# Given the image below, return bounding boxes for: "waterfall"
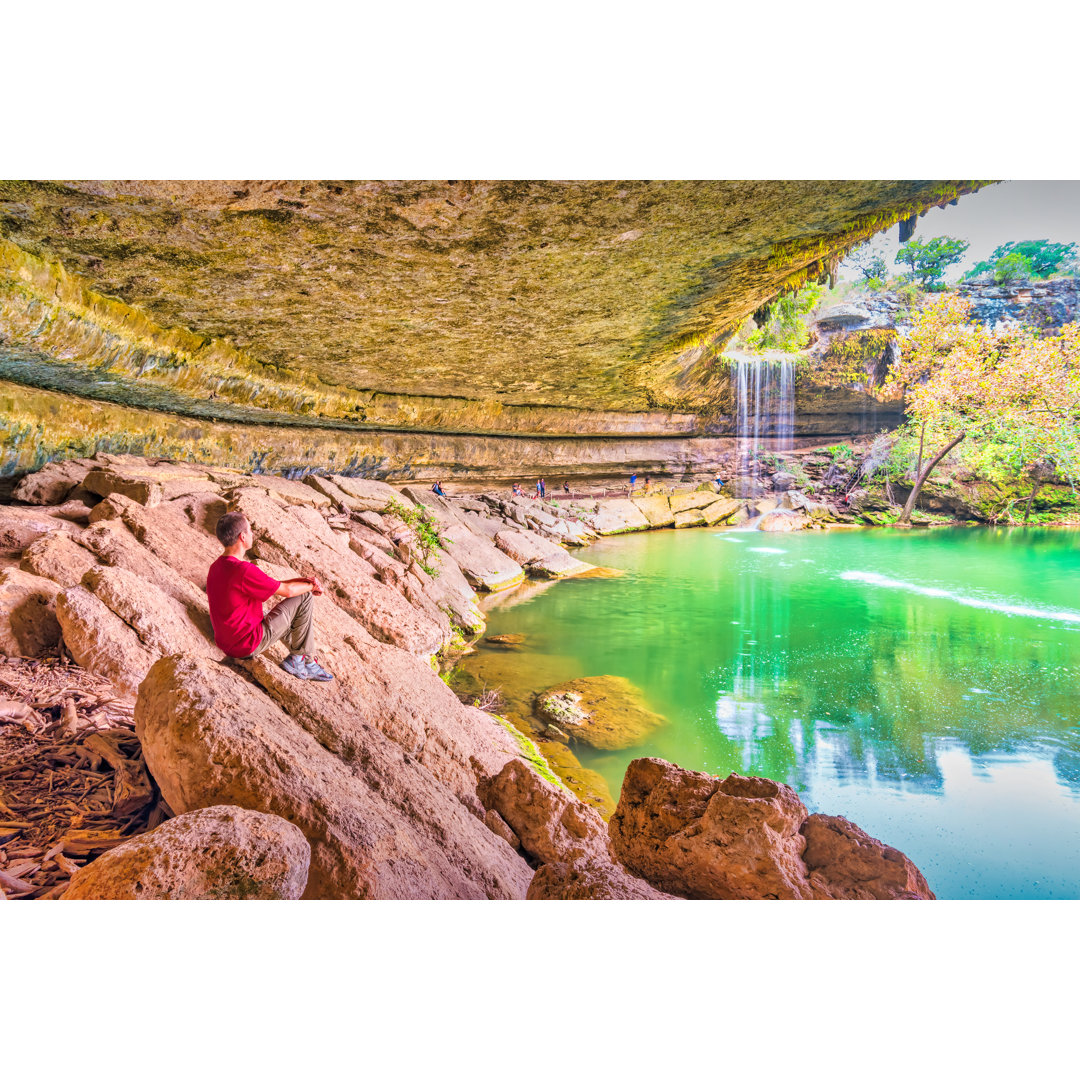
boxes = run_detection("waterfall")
[733,358,795,496]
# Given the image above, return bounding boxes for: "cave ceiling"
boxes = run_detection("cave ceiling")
[0,180,988,438]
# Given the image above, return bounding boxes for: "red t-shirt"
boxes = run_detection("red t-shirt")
[206,556,280,658]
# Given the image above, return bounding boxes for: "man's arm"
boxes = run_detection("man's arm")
[273,576,323,598]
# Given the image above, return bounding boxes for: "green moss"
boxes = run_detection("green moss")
[491,714,568,790]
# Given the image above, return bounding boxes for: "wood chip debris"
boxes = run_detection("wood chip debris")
[0,655,170,900]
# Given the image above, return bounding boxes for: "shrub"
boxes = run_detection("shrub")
[385,497,446,576]
[993,252,1033,284]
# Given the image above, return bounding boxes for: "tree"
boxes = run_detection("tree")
[967,239,1078,281]
[748,283,823,353]
[994,251,1033,284]
[884,296,1080,523]
[894,236,969,289]
[847,243,889,283]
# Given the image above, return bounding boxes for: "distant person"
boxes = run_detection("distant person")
[537,478,546,498]
[629,472,637,493]
[714,473,723,489]
[207,511,333,682]
[643,476,650,494]
[563,481,571,494]
[431,480,446,497]
[512,482,524,497]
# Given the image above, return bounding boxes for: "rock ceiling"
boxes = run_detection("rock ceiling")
[0,180,987,439]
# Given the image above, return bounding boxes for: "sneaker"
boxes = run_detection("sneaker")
[281,653,311,680]
[303,656,334,682]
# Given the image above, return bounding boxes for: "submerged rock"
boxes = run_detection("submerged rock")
[64,805,311,900]
[485,634,527,649]
[534,675,666,750]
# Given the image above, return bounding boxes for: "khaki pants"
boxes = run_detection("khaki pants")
[248,592,316,658]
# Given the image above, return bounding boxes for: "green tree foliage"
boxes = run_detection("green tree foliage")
[894,236,969,289]
[967,240,1078,281]
[748,284,823,353]
[993,251,1033,284]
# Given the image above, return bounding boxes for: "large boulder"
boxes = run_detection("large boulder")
[701,497,743,525]
[673,508,707,528]
[438,522,526,592]
[801,814,935,900]
[212,471,331,509]
[479,760,674,900]
[56,586,159,699]
[415,547,485,635]
[534,676,666,750]
[20,531,100,588]
[290,505,350,554]
[633,494,675,528]
[325,475,401,513]
[477,759,612,866]
[609,758,934,900]
[0,506,80,554]
[610,759,817,899]
[63,805,311,900]
[82,466,166,507]
[758,511,809,533]
[236,564,521,803]
[669,490,720,515]
[584,498,651,535]
[76,521,215,639]
[136,654,532,899]
[0,567,62,658]
[11,459,92,505]
[527,858,676,900]
[230,487,449,656]
[493,529,592,579]
[80,565,219,661]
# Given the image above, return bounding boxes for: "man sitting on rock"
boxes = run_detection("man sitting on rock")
[206,511,334,682]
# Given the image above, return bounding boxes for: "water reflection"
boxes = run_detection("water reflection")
[468,527,1080,897]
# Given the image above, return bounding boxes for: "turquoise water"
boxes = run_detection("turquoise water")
[476,527,1080,899]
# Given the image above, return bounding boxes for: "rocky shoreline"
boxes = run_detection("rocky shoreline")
[1,453,934,899]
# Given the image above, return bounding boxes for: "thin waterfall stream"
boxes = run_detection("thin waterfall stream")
[733,357,795,497]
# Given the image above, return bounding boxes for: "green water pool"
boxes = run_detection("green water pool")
[467,526,1080,899]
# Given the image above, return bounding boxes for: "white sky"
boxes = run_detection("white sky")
[838,180,1080,283]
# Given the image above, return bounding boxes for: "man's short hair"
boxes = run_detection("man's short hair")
[216,511,249,547]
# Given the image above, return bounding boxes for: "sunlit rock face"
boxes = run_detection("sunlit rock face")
[0,180,986,471]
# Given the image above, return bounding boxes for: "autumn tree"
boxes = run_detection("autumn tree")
[895,236,969,289]
[885,296,1080,524]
